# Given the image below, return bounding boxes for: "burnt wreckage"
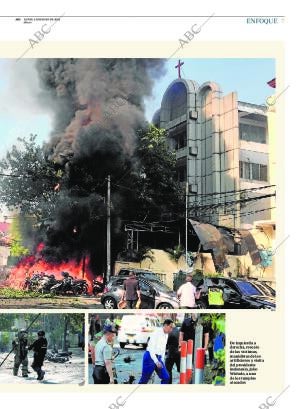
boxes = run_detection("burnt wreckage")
[189,219,261,271]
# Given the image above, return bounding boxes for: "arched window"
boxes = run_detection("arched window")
[167,82,187,121]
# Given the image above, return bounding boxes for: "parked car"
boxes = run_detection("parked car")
[116,268,163,283]
[249,280,276,297]
[196,277,276,310]
[101,276,179,309]
[118,314,161,349]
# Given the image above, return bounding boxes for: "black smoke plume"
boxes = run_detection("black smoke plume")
[35,58,166,275]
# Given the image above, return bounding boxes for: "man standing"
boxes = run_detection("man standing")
[92,324,117,384]
[28,330,48,381]
[179,314,209,351]
[177,274,198,308]
[122,271,141,309]
[12,329,29,378]
[165,325,180,384]
[138,319,174,384]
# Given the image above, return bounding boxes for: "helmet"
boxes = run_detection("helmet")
[37,330,45,337]
[103,324,117,334]
[18,329,28,338]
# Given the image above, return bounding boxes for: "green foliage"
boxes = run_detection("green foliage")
[192,269,203,283]
[166,244,185,264]
[0,314,84,350]
[0,127,184,269]
[9,216,30,257]
[0,332,10,349]
[213,375,225,386]
[0,315,13,331]
[0,288,54,299]
[132,125,184,220]
[203,272,220,278]
[0,135,62,221]
[0,127,183,227]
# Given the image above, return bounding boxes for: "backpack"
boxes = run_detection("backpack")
[213,332,225,353]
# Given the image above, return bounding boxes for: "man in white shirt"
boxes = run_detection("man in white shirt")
[177,274,199,308]
[138,319,174,384]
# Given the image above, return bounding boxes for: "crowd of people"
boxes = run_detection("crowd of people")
[89,314,223,384]
[118,271,213,309]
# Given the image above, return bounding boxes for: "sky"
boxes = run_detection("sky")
[0,58,275,158]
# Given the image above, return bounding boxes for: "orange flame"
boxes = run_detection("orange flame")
[6,243,97,293]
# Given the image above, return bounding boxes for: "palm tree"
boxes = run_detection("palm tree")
[166,244,185,268]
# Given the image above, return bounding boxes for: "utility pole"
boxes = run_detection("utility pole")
[107,175,111,282]
[185,181,188,270]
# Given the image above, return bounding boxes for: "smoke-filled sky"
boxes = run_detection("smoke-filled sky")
[0,58,275,158]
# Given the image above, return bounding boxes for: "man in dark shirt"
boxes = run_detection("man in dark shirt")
[122,272,141,309]
[28,330,48,381]
[165,326,180,384]
[179,314,209,351]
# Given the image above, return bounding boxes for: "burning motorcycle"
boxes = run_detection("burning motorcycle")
[23,273,52,292]
[92,278,104,296]
[50,272,88,296]
[73,279,88,295]
[36,274,58,293]
[23,273,58,293]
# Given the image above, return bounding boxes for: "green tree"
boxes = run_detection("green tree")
[166,244,185,267]
[0,127,184,272]
[131,125,184,220]
[9,216,30,257]
[0,135,62,221]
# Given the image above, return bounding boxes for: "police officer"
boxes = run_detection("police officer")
[12,329,29,377]
[92,324,117,384]
[28,330,48,380]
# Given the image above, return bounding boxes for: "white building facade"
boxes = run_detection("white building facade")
[153,79,273,228]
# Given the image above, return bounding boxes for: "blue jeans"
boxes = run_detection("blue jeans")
[138,351,170,384]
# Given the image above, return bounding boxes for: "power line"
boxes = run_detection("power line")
[187,184,275,197]
[188,193,275,210]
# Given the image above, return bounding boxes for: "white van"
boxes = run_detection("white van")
[118,315,161,349]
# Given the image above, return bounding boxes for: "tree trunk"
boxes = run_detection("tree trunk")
[62,315,70,352]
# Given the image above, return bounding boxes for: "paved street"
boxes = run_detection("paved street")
[0,348,85,384]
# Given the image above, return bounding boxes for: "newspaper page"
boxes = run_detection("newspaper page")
[0,2,296,409]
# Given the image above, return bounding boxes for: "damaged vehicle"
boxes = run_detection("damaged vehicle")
[101,276,179,309]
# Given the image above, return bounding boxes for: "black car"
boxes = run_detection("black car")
[101,276,179,309]
[117,268,163,282]
[195,277,276,310]
[249,280,276,297]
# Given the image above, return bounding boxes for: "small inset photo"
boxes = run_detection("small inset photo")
[0,313,85,384]
[88,312,225,385]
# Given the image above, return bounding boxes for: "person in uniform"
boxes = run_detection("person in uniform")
[28,330,48,381]
[12,329,29,378]
[92,324,117,384]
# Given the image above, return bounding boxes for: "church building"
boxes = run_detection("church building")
[152,62,274,228]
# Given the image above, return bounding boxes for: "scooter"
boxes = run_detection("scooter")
[92,279,104,296]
